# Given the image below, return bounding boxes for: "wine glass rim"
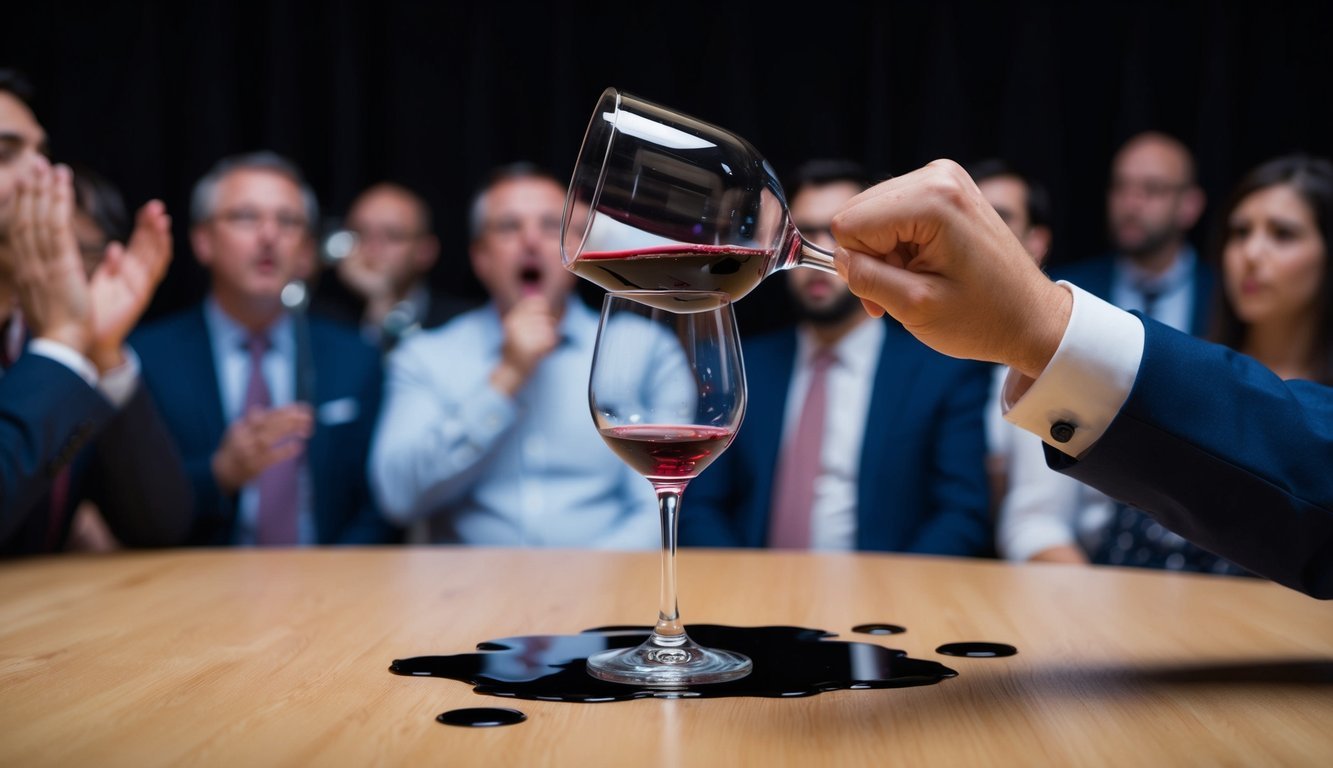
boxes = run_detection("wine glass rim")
[561,87,622,267]
[608,289,730,303]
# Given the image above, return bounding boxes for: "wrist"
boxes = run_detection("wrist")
[489,361,527,398]
[1009,281,1072,380]
[37,324,92,356]
[89,342,126,374]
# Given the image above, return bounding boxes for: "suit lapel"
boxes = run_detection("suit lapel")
[856,320,922,550]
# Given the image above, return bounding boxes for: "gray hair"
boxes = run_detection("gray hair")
[190,150,320,231]
[467,161,563,241]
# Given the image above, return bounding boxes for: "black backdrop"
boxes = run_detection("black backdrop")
[7,0,1333,336]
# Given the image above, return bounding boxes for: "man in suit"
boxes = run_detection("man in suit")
[833,158,1332,599]
[312,181,475,350]
[682,159,993,556]
[0,70,190,555]
[1052,131,1212,336]
[131,151,397,546]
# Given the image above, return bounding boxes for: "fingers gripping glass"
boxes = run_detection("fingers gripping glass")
[561,88,837,309]
[586,290,751,687]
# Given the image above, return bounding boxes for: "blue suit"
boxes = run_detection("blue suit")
[1,353,192,556]
[1048,318,1333,598]
[681,319,993,556]
[1050,252,1216,337]
[130,307,397,546]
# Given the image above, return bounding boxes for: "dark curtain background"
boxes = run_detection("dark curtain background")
[7,0,1333,336]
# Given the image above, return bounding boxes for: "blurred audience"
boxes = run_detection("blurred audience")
[1,69,191,554]
[130,151,397,546]
[1053,130,1212,334]
[369,162,657,547]
[682,159,993,556]
[312,181,475,351]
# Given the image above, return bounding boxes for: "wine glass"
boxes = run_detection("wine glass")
[586,290,751,687]
[561,87,838,310]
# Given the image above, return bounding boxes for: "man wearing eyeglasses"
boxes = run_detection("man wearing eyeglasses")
[369,162,658,548]
[313,182,475,350]
[131,151,400,547]
[1053,131,1212,336]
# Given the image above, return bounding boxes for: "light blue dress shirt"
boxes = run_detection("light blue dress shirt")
[369,298,660,548]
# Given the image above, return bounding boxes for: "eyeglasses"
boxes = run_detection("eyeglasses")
[348,227,423,247]
[215,208,309,236]
[484,215,562,240]
[1109,179,1189,200]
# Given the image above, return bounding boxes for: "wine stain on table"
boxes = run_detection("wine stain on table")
[436,707,527,727]
[393,624,967,722]
[936,641,1018,658]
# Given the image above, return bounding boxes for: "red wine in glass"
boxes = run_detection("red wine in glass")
[597,424,736,480]
[586,290,751,687]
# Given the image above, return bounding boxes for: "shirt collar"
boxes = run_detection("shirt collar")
[204,296,294,357]
[795,316,884,376]
[1117,244,1197,295]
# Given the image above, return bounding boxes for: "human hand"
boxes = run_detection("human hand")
[10,160,92,355]
[211,404,314,492]
[87,199,172,372]
[490,294,560,397]
[831,159,1071,379]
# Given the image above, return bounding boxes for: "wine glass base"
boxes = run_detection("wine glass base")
[587,637,752,688]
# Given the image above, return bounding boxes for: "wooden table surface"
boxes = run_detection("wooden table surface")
[1,547,1331,766]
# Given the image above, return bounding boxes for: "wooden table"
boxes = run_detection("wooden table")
[2,547,1331,766]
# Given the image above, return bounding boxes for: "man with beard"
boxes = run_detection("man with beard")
[681,160,993,555]
[1054,131,1211,335]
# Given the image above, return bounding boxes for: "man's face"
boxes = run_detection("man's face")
[469,176,572,314]
[344,186,435,294]
[1107,137,1198,258]
[191,168,313,306]
[787,180,863,324]
[0,91,48,260]
[978,174,1049,266]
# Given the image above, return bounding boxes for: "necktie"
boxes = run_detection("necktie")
[1090,502,1249,576]
[768,349,836,549]
[1140,287,1162,321]
[244,334,301,546]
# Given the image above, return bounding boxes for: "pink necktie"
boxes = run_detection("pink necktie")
[244,334,301,546]
[768,348,836,549]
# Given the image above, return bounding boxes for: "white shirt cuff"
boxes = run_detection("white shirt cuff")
[1001,281,1145,457]
[97,345,141,409]
[27,338,99,387]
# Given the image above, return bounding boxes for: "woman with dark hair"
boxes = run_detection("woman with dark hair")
[1208,154,1333,385]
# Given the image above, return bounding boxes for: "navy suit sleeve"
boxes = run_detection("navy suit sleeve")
[1048,321,1333,598]
[905,360,994,556]
[81,382,193,547]
[1,355,112,542]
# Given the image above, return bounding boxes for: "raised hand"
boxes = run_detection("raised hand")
[87,199,172,371]
[489,294,560,397]
[210,404,314,492]
[831,159,1072,379]
[10,160,92,354]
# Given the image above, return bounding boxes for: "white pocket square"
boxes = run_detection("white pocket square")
[317,397,359,426]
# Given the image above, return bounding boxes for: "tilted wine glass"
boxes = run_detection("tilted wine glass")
[586,290,750,687]
[561,87,837,310]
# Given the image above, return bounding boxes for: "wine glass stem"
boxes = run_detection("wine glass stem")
[797,238,838,274]
[652,482,688,645]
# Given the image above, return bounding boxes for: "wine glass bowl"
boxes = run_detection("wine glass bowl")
[586,290,751,687]
[562,88,837,309]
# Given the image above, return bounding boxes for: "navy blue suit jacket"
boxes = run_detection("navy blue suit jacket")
[1047,318,1333,598]
[1,353,192,555]
[130,307,398,545]
[1050,252,1216,337]
[681,319,993,556]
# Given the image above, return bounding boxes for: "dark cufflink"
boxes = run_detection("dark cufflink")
[1050,421,1076,443]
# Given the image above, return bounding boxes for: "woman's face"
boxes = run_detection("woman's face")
[1224,184,1327,328]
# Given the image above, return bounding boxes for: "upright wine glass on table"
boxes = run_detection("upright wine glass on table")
[561,87,838,310]
[586,290,750,687]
